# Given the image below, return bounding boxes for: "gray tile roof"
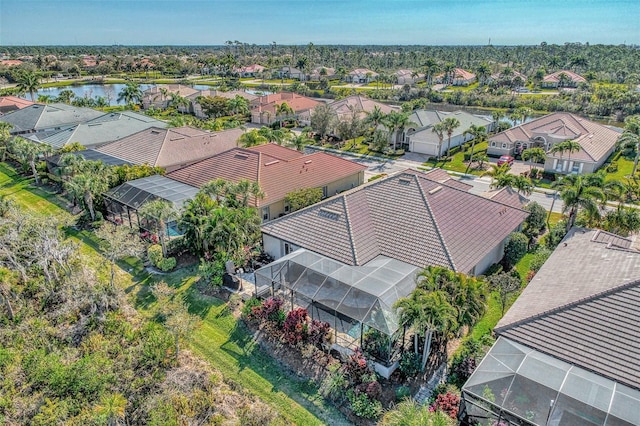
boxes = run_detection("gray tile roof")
[261,169,529,273]
[36,111,166,148]
[496,228,640,389]
[0,103,102,133]
[407,110,493,144]
[48,149,132,167]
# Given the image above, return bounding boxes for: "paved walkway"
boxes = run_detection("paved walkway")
[414,363,448,404]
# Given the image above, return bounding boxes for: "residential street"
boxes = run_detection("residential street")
[306,146,565,213]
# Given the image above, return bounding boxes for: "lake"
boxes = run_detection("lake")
[26,83,271,105]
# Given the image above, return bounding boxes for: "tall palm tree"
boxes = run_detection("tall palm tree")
[423,58,439,86]
[617,116,640,176]
[117,82,143,107]
[481,163,511,185]
[0,122,12,162]
[258,126,291,145]
[290,133,313,152]
[228,95,250,116]
[551,139,581,173]
[431,122,446,159]
[16,71,40,101]
[475,62,491,86]
[463,124,488,174]
[364,105,386,130]
[442,117,461,158]
[521,147,547,172]
[179,192,218,255]
[8,138,51,184]
[552,174,605,230]
[64,162,112,221]
[383,111,413,150]
[138,199,178,257]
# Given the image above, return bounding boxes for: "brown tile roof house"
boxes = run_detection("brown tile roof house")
[0,96,34,115]
[250,92,321,125]
[488,112,621,174]
[542,70,587,88]
[0,60,23,67]
[235,64,265,77]
[167,144,367,220]
[299,95,399,125]
[261,169,529,275]
[95,126,243,172]
[458,228,640,425]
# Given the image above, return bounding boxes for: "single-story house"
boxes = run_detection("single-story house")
[308,67,336,81]
[141,84,199,110]
[28,111,166,149]
[487,112,621,174]
[95,126,243,172]
[460,228,640,426]
[250,92,321,125]
[0,103,103,136]
[46,149,132,177]
[274,66,305,81]
[346,68,378,84]
[298,94,399,128]
[167,143,367,222]
[395,69,423,85]
[435,68,476,86]
[0,96,34,115]
[487,70,528,87]
[235,64,265,78]
[404,110,494,157]
[256,169,528,376]
[541,70,587,88]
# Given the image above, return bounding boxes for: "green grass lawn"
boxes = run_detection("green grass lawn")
[425,142,488,174]
[0,162,342,426]
[604,155,635,181]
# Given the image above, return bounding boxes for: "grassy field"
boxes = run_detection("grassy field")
[425,141,489,174]
[0,162,343,426]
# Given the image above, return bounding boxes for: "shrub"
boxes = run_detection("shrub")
[606,161,619,173]
[529,247,552,272]
[503,232,528,268]
[156,256,176,272]
[319,362,348,402]
[524,202,547,237]
[395,385,412,401]
[448,356,477,388]
[147,245,163,265]
[343,348,372,384]
[544,220,568,249]
[347,390,383,419]
[399,351,421,377]
[430,392,461,419]
[282,308,310,345]
[241,297,263,320]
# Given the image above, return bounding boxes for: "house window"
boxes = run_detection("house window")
[572,162,580,173]
[284,203,290,213]
[322,186,328,198]
[284,242,293,255]
[261,207,270,221]
[491,141,497,147]
[501,143,507,149]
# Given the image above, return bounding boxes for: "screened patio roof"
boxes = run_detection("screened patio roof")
[255,249,419,335]
[104,175,199,210]
[463,337,640,426]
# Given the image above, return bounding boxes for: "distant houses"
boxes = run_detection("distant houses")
[542,70,586,88]
[0,103,103,136]
[346,68,378,84]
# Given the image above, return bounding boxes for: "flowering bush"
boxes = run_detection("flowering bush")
[343,348,371,384]
[430,392,460,419]
[281,308,330,346]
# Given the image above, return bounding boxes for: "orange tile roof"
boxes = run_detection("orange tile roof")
[0,60,23,67]
[0,96,34,112]
[543,70,586,84]
[247,143,305,160]
[251,92,321,116]
[167,146,366,207]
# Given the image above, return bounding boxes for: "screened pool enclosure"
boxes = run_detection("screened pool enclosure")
[460,337,640,426]
[104,175,199,236]
[254,249,419,367]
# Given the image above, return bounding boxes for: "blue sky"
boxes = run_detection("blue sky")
[1,0,638,46]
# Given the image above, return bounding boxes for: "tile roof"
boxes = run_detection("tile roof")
[167,145,367,207]
[490,112,620,163]
[48,149,132,167]
[496,228,640,389]
[185,89,258,102]
[483,186,529,208]
[543,70,587,84]
[0,103,103,133]
[453,68,476,81]
[250,92,321,116]
[0,96,34,114]
[96,126,242,169]
[261,169,528,272]
[325,95,400,120]
[408,110,493,143]
[35,111,166,148]
[349,68,379,77]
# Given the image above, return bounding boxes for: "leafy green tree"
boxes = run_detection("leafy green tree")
[8,138,51,184]
[552,174,605,230]
[284,187,323,212]
[95,224,143,288]
[603,205,640,237]
[138,199,178,257]
[488,271,521,316]
[197,95,229,118]
[152,282,199,362]
[310,103,336,139]
[227,95,250,116]
[523,201,547,238]
[56,89,75,104]
[0,121,13,162]
[238,129,267,148]
[64,161,112,221]
[289,133,313,151]
[258,126,291,145]
[463,124,487,174]
[617,115,640,176]
[503,232,529,268]
[383,111,413,150]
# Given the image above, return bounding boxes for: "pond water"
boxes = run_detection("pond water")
[25,83,271,105]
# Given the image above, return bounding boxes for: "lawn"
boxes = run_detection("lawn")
[425,141,488,174]
[0,162,343,426]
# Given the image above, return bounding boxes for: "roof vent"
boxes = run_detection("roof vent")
[428,185,443,194]
[318,208,341,221]
[398,178,412,185]
[265,160,279,166]
[304,160,312,164]
[235,153,249,159]
[150,130,160,134]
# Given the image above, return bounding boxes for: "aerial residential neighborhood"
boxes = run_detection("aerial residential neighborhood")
[1,1,639,425]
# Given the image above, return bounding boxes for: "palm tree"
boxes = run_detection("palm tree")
[231,178,265,208]
[228,95,250,116]
[117,82,143,107]
[93,393,127,426]
[258,126,291,145]
[56,89,75,104]
[481,163,511,185]
[16,71,40,101]
[442,117,461,158]
[552,174,605,230]
[463,124,487,174]
[617,116,640,176]
[364,105,386,130]
[476,62,491,86]
[275,102,294,120]
[423,58,439,86]
[383,111,413,150]
[138,199,177,257]
[551,139,581,173]
[0,122,12,162]
[179,193,218,255]
[431,122,446,159]
[8,138,51,184]
[238,129,268,148]
[290,133,313,152]
[521,147,547,172]
[65,162,111,221]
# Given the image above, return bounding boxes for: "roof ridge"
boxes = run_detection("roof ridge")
[341,196,359,265]
[411,172,456,271]
[496,277,640,335]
